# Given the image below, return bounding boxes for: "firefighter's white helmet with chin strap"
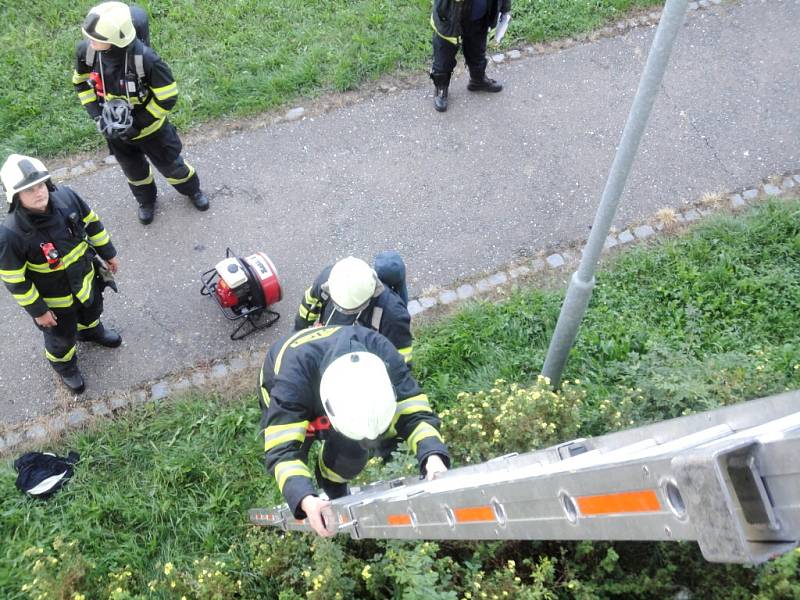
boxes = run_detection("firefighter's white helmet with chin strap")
[1,154,50,205]
[327,256,382,313]
[82,1,136,48]
[319,351,396,442]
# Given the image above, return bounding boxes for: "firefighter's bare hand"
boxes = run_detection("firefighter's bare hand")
[106,257,120,274]
[35,311,58,328]
[300,495,336,537]
[424,454,448,481]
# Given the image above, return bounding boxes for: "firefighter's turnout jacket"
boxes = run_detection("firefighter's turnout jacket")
[431,0,510,43]
[0,187,116,318]
[295,265,414,363]
[259,325,450,518]
[72,39,178,141]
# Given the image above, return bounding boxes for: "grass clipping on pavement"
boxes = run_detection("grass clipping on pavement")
[2,198,799,598]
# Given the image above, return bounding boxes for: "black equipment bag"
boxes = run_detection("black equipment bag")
[13,451,80,499]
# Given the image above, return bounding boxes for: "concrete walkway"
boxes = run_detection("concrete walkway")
[0,0,797,427]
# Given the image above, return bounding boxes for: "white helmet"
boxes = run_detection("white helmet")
[319,352,396,441]
[82,2,136,48]
[327,256,382,313]
[1,154,50,205]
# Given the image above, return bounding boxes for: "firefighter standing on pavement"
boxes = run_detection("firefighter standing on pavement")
[0,154,121,394]
[259,324,450,536]
[295,255,414,364]
[430,0,512,112]
[73,1,210,225]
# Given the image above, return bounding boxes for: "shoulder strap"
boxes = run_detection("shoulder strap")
[85,45,96,69]
[134,52,145,81]
[370,306,384,330]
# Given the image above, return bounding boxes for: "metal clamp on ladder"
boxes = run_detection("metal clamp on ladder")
[250,390,800,564]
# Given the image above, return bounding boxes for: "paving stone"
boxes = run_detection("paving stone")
[51,167,69,180]
[697,208,712,216]
[763,184,782,196]
[794,175,800,185]
[26,424,48,441]
[491,53,505,63]
[69,165,86,178]
[633,225,655,239]
[618,230,635,244]
[675,212,686,222]
[151,382,170,400]
[67,408,90,427]
[285,107,305,121]
[407,299,424,316]
[508,266,530,279]
[210,364,228,379]
[698,0,710,8]
[475,279,493,293]
[530,258,545,272]
[616,20,626,30]
[684,209,701,221]
[229,357,248,372]
[782,178,796,189]
[546,254,565,269]
[103,154,118,165]
[419,296,438,309]
[456,284,475,299]
[489,272,508,286]
[688,1,699,9]
[730,194,746,209]
[109,395,128,411]
[743,188,759,200]
[173,378,192,391]
[250,352,264,368]
[439,290,458,305]
[192,372,207,386]
[91,401,111,417]
[507,49,522,60]
[0,435,7,453]
[82,160,95,171]
[710,0,721,4]
[649,11,662,20]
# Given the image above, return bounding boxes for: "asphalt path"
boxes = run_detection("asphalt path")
[1,0,797,426]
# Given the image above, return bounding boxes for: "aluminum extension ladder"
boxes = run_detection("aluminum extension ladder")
[249,391,800,564]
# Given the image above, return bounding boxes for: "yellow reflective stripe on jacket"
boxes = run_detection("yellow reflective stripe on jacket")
[13,284,39,306]
[44,295,74,309]
[82,210,99,225]
[406,422,443,454]
[75,266,95,304]
[145,99,169,120]
[105,92,142,105]
[72,70,90,84]
[273,328,320,375]
[1,266,26,284]
[25,242,88,274]
[274,460,312,492]
[264,421,309,452]
[398,346,413,363]
[298,304,316,320]
[133,117,165,140]
[391,394,432,428]
[128,167,154,186]
[304,287,322,308]
[88,229,110,247]
[317,446,349,483]
[165,164,195,185]
[45,345,76,363]
[78,89,97,105]
[151,81,178,101]
[430,15,459,44]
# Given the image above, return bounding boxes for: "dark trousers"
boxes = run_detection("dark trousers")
[313,431,370,500]
[38,281,104,375]
[432,17,490,78]
[106,121,200,207]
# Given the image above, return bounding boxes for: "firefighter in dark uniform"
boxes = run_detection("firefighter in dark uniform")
[259,324,450,536]
[430,0,512,112]
[73,1,209,225]
[295,255,414,364]
[0,154,121,394]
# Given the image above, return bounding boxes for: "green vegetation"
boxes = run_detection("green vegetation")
[2,199,798,598]
[0,0,661,158]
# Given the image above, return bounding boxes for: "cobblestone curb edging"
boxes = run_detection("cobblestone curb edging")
[2,166,796,457]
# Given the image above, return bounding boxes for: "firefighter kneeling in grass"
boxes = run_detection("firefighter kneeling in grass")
[259,324,450,537]
[73,1,209,225]
[0,155,120,394]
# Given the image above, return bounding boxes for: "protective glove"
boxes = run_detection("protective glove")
[118,124,140,142]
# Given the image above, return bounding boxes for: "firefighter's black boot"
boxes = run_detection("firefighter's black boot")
[189,190,210,211]
[60,369,85,395]
[467,68,503,93]
[430,72,451,113]
[78,323,122,348]
[138,203,155,225]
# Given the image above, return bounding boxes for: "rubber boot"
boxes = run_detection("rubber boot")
[60,369,85,394]
[189,190,210,211]
[138,203,155,225]
[467,68,503,93]
[430,72,451,112]
[78,323,122,348]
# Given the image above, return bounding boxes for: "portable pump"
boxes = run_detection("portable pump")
[200,249,282,339]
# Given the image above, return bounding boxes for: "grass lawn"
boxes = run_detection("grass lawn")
[0,0,662,158]
[1,198,798,598]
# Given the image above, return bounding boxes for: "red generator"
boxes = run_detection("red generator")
[200,248,282,339]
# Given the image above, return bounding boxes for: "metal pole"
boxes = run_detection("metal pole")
[542,0,689,388]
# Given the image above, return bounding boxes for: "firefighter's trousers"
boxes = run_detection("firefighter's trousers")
[431,16,490,78]
[106,121,200,207]
[37,278,104,375]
